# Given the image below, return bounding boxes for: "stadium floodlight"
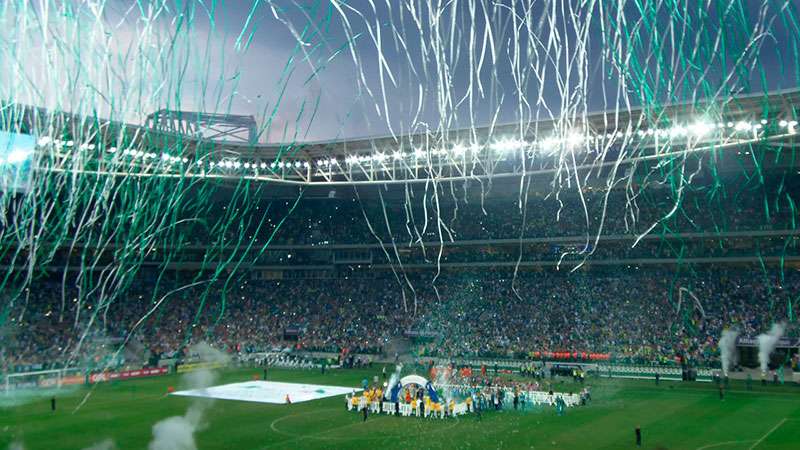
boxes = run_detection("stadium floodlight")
[539,136,560,149]
[491,139,526,153]
[668,126,687,137]
[451,144,467,155]
[37,136,51,146]
[688,121,715,137]
[392,151,402,160]
[565,133,584,147]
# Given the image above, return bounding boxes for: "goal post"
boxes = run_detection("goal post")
[4,369,66,393]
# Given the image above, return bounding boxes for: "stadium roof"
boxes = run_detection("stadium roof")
[3,88,800,187]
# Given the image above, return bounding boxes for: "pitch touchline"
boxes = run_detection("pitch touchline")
[748,418,787,449]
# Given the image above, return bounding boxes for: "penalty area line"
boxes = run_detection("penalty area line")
[696,440,755,450]
[748,418,787,449]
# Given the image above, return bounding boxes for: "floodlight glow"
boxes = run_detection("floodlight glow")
[565,133,584,147]
[688,122,714,137]
[540,136,560,149]
[669,125,686,137]
[491,139,526,153]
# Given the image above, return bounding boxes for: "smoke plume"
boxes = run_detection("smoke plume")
[148,342,229,450]
[719,328,739,376]
[757,322,785,373]
[384,364,403,400]
[82,439,116,450]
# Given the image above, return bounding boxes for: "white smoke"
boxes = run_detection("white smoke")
[719,328,739,376]
[433,365,455,401]
[82,439,116,450]
[148,342,230,450]
[149,413,204,450]
[383,364,403,400]
[757,322,786,373]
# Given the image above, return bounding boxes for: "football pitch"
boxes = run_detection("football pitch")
[2,366,800,449]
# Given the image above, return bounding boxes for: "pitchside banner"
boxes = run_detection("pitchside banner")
[736,337,800,348]
[90,367,168,383]
[176,361,226,374]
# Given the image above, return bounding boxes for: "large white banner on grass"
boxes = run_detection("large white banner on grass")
[171,381,358,404]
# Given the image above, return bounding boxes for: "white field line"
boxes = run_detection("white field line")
[749,418,788,449]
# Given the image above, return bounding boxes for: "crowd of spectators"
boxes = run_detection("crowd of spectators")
[3,267,798,373]
[3,181,797,374]
[196,188,797,248]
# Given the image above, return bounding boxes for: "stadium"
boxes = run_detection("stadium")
[2,1,800,449]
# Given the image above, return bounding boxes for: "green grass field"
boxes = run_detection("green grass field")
[3,366,800,449]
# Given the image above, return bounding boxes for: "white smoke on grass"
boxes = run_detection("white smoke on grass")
[148,343,230,450]
[82,439,116,450]
[719,328,739,376]
[757,322,786,373]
